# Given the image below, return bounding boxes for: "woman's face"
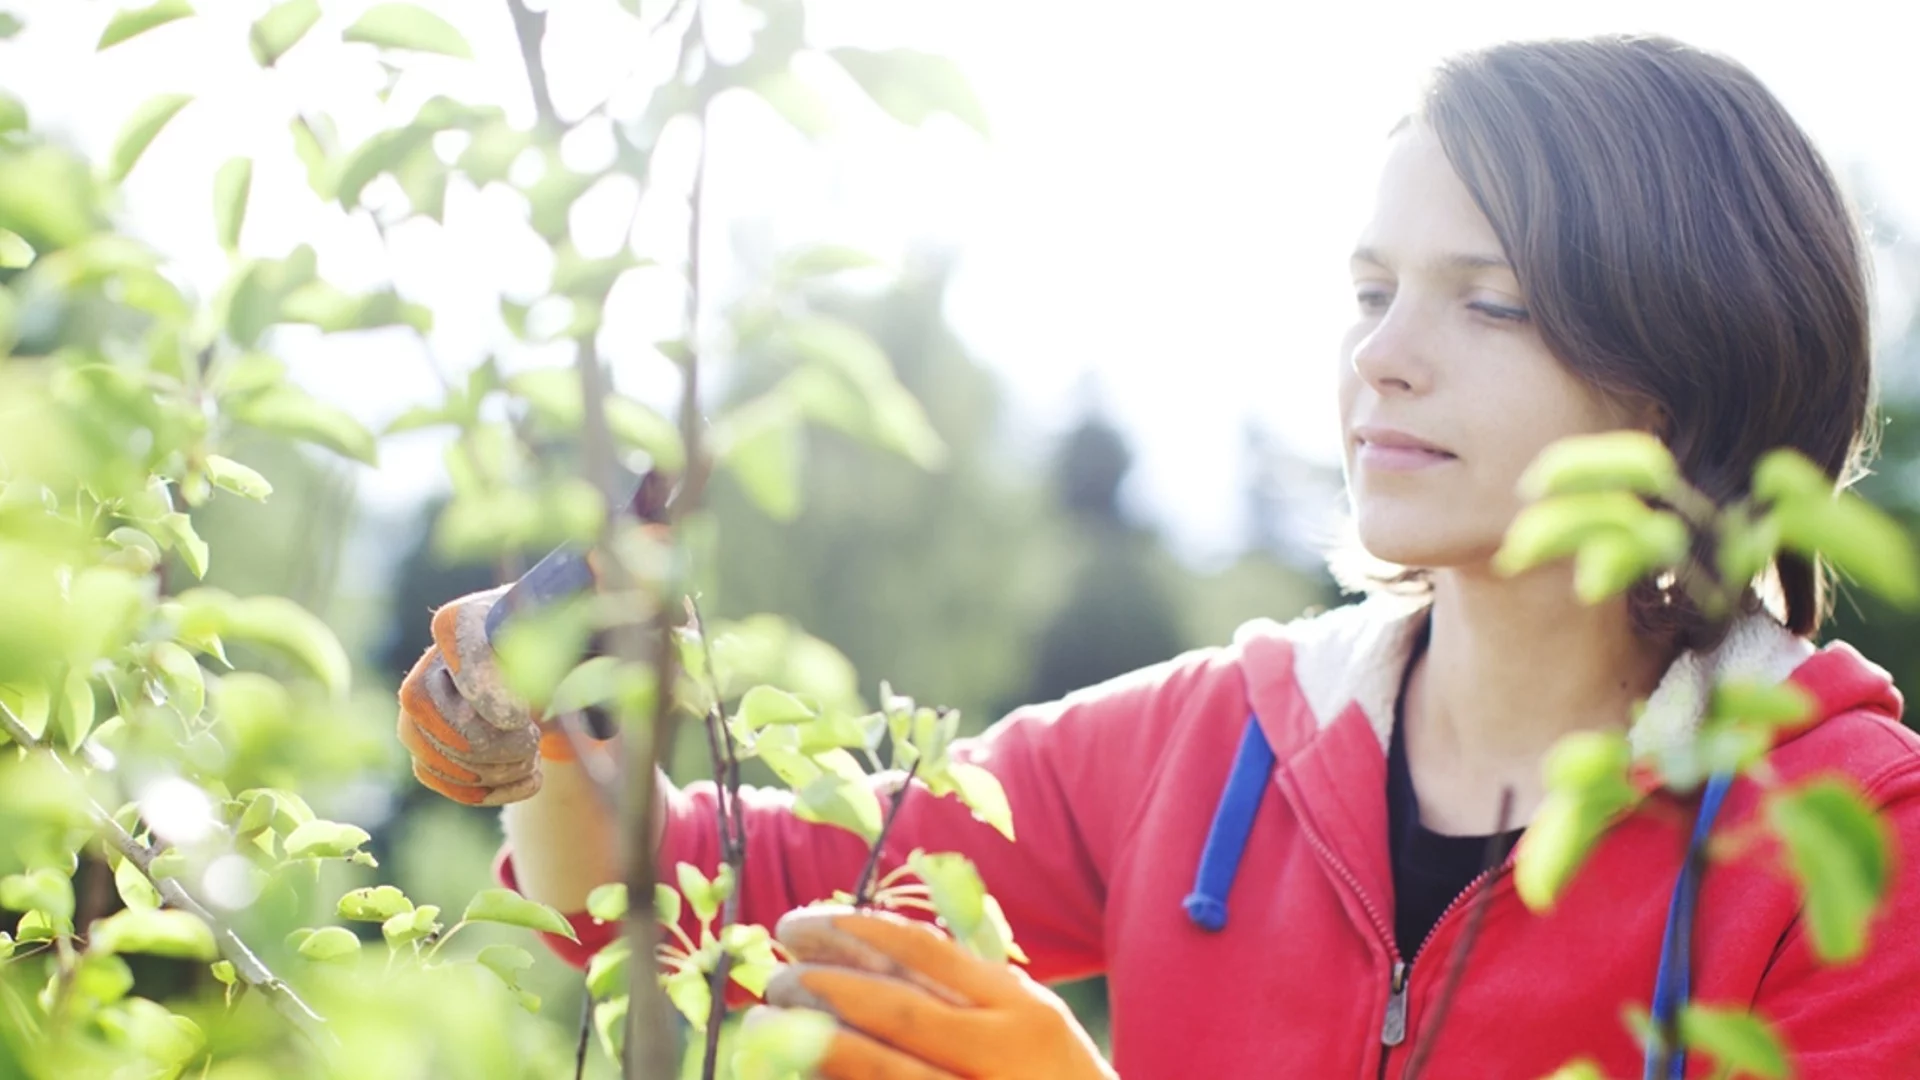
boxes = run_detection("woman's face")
[1339,122,1639,572]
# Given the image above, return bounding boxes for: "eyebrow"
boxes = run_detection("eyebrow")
[1350,247,1512,273]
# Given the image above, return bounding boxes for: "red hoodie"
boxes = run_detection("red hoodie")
[500,596,1920,1078]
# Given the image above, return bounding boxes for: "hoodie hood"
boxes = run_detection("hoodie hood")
[1232,593,1901,759]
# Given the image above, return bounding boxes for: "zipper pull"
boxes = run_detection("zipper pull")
[1381,961,1409,1047]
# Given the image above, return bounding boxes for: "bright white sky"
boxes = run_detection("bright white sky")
[5,0,1920,565]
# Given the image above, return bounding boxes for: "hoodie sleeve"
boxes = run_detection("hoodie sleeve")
[498,646,1234,980]
[1750,755,1920,1074]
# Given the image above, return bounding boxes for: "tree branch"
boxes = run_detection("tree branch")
[855,760,922,907]
[505,0,558,129]
[685,597,742,1080]
[0,704,331,1049]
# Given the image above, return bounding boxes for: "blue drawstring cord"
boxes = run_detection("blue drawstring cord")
[1183,716,1275,932]
[1644,770,1736,1080]
[1183,715,1733,1080]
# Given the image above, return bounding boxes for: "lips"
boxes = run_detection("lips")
[1353,425,1456,471]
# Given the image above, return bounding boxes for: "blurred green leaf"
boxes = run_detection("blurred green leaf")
[752,65,833,141]
[1678,1005,1788,1080]
[180,590,352,695]
[676,863,717,925]
[0,93,25,137]
[228,383,378,465]
[288,115,334,197]
[1517,430,1678,501]
[1767,779,1889,962]
[60,667,96,751]
[938,761,1013,842]
[476,943,534,989]
[664,965,712,1030]
[151,641,205,719]
[586,883,627,923]
[720,922,778,995]
[1710,680,1816,729]
[1537,1061,1610,1080]
[212,157,251,251]
[98,0,194,50]
[295,926,360,961]
[739,685,815,729]
[204,454,272,500]
[793,773,882,842]
[89,908,217,960]
[463,888,578,941]
[0,145,98,250]
[732,1007,835,1080]
[335,125,434,211]
[829,47,989,135]
[1493,492,1657,579]
[107,93,193,184]
[585,938,628,999]
[654,883,680,928]
[718,400,803,521]
[0,867,73,923]
[113,857,160,911]
[1572,530,1651,604]
[278,281,432,335]
[494,597,592,709]
[1517,731,1637,911]
[284,819,370,859]
[0,14,20,39]
[343,4,472,57]
[74,951,135,1005]
[250,0,320,65]
[210,960,234,985]
[338,885,412,922]
[1774,493,1920,608]
[1753,449,1832,505]
[595,996,628,1062]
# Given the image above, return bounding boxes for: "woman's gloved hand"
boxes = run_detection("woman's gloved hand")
[760,906,1117,1080]
[396,586,578,806]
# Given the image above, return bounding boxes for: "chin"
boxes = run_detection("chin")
[1351,505,1490,571]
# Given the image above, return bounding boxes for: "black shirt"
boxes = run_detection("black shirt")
[1386,627,1525,961]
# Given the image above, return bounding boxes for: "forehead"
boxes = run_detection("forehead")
[1353,124,1507,263]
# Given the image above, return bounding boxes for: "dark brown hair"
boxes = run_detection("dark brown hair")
[1388,35,1875,644]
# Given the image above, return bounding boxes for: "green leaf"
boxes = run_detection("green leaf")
[654,883,681,928]
[343,4,472,57]
[585,939,628,999]
[98,0,194,50]
[157,512,209,579]
[212,157,251,251]
[0,145,98,251]
[594,997,628,1062]
[476,943,534,989]
[15,910,55,943]
[942,761,1014,842]
[288,115,334,197]
[182,591,352,696]
[732,1007,835,1080]
[150,641,205,719]
[739,686,816,729]
[0,932,11,961]
[295,926,360,962]
[752,65,834,141]
[278,282,432,335]
[1766,779,1889,962]
[381,905,439,947]
[1774,493,1920,608]
[0,94,25,138]
[1537,1061,1610,1080]
[794,773,883,843]
[463,888,578,941]
[586,883,627,923]
[1,867,74,923]
[60,667,97,751]
[283,819,371,859]
[1572,529,1652,604]
[493,598,593,710]
[1517,430,1679,501]
[107,93,193,184]
[1753,449,1832,505]
[205,454,272,500]
[720,402,804,520]
[664,965,712,1030]
[337,885,412,922]
[778,244,882,282]
[88,908,217,960]
[210,960,234,985]
[113,858,160,911]
[249,0,320,66]
[828,47,989,135]
[74,952,135,1005]
[228,384,378,465]
[676,863,717,925]
[1709,680,1816,729]
[1679,1005,1789,1080]
[1493,492,1656,578]
[0,14,20,39]
[720,923,779,995]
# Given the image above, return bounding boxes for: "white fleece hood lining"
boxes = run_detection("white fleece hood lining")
[1233,593,1815,757]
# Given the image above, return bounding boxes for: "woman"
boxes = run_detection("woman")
[397,35,1920,1078]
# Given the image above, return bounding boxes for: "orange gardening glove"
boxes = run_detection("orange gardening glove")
[760,906,1116,1080]
[395,586,584,806]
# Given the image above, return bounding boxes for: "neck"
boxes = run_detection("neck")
[1402,565,1677,831]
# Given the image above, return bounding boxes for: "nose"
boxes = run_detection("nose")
[1347,300,1432,397]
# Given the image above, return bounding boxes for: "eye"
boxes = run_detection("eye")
[1355,286,1392,315]
[1469,300,1531,324]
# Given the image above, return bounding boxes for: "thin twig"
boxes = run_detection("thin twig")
[0,704,331,1049]
[504,0,558,129]
[684,595,745,1080]
[574,983,594,1080]
[854,760,922,907]
[1402,787,1516,1080]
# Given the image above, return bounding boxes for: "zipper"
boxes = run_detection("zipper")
[1287,778,1522,1076]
